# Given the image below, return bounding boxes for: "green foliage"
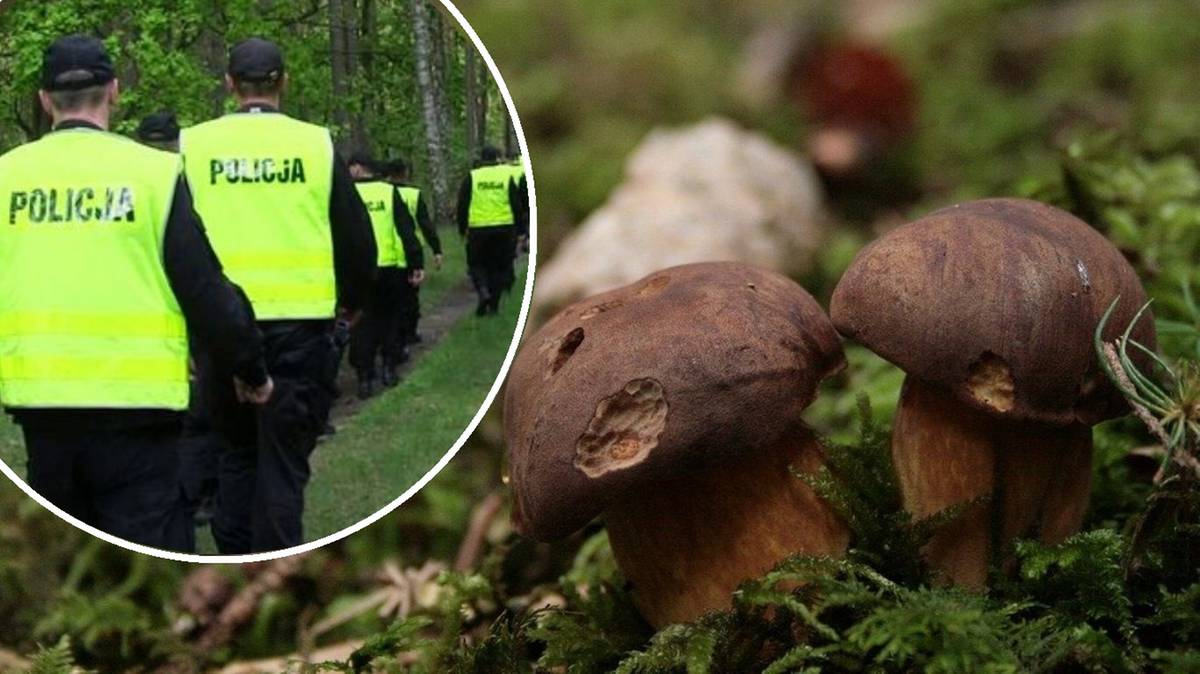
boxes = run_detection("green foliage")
[344,616,436,672]
[895,0,1200,210]
[316,415,1200,673]
[22,637,84,674]
[0,0,507,210]
[1011,531,1138,660]
[805,346,906,440]
[532,532,651,673]
[801,396,971,585]
[1029,133,1200,360]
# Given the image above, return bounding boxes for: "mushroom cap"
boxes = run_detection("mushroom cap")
[504,261,845,541]
[830,198,1156,426]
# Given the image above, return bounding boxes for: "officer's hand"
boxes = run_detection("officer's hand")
[518,235,530,253]
[337,307,363,327]
[410,269,427,286]
[433,254,444,271]
[235,376,274,405]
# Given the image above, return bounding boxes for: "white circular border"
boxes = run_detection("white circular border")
[0,0,537,564]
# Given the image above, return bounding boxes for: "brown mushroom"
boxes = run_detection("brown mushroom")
[830,198,1156,588]
[504,261,850,627]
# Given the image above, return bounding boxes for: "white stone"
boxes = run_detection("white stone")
[533,118,825,316]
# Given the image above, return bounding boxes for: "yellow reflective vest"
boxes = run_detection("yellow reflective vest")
[181,112,336,319]
[355,180,403,267]
[0,129,189,409]
[507,158,526,183]
[397,185,425,248]
[468,164,515,228]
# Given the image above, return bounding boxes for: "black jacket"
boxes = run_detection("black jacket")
[400,185,442,256]
[356,178,424,270]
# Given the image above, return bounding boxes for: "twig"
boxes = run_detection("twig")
[209,639,364,674]
[196,556,307,653]
[454,490,505,572]
[1103,343,1172,448]
[304,560,448,646]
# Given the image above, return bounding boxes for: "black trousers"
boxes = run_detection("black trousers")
[206,321,338,554]
[466,225,516,306]
[349,267,412,374]
[404,284,421,341]
[23,422,194,552]
[179,368,222,510]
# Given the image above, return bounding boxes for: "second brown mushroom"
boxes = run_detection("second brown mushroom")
[504,261,849,627]
[830,198,1156,588]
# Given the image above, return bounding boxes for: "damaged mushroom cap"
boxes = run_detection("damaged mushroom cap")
[504,261,845,542]
[830,198,1155,426]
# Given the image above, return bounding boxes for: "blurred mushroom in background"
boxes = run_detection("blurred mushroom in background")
[531,118,826,319]
[736,3,924,217]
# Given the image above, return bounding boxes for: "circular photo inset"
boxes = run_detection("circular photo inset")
[0,0,534,561]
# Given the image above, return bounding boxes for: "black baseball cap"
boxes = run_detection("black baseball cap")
[228,38,285,83]
[385,158,408,176]
[42,35,115,91]
[136,112,180,142]
[348,152,374,168]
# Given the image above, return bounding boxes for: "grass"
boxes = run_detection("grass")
[417,226,469,310]
[0,416,23,476]
[0,228,530,552]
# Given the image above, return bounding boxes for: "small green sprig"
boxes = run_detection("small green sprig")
[1095,298,1200,483]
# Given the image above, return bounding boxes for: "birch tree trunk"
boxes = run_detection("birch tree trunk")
[430,8,453,168]
[410,0,453,226]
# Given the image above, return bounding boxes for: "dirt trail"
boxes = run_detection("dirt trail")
[326,278,478,427]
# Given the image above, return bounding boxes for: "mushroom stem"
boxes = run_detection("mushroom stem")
[892,377,1093,589]
[603,429,848,627]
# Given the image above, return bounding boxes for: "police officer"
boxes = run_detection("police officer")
[134,110,225,528]
[507,153,530,260]
[180,37,376,554]
[136,111,181,152]
[348,154,423,398]
[386,158,442,344]
[0,35,268,552]
[457,145,520,316]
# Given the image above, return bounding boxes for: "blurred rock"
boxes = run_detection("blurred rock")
[532,118,825,318]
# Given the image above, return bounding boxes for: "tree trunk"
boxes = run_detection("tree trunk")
[344,0,368,153]
[20,92,51,142]
[199,27,228,119]
[430,7,453,166]
[359,0,378,153]
[410,0,453,227]
[465,39,480,159]
[478,59,489,152]
[329,0,352,155]
[504,110,518,158]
